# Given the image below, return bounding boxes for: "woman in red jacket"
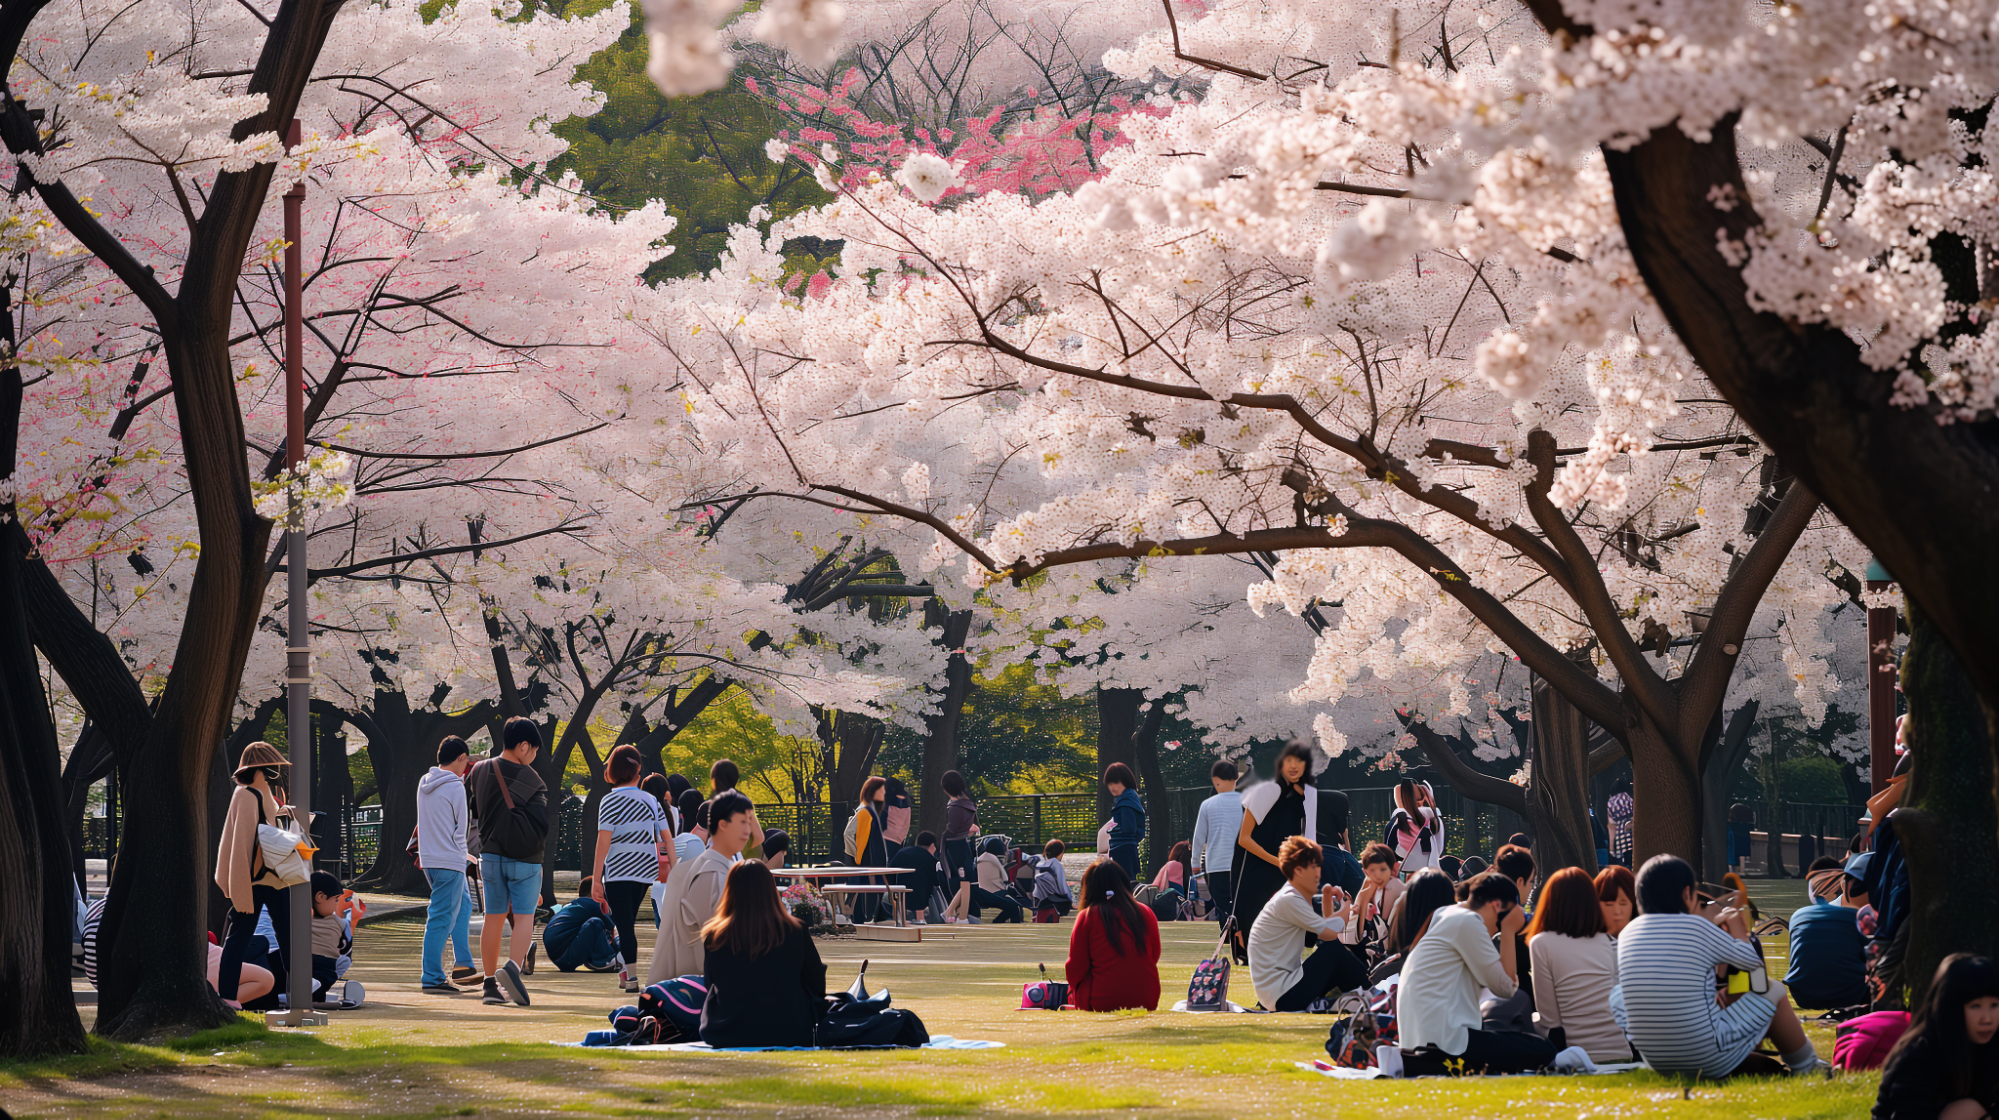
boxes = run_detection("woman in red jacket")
[1065,857,1161,1011]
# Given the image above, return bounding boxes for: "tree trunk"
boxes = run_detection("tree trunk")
[310,701,351,870]
[919,607,975,838]
[1529,677,1598,878]
[0,349,89,1057]
[1893,599,1999,1006]
[820,709,885,843]
[1699,702,1760,883]
[1095,688,1142,821]
[1403,719,1530,818]
[351,691,494,895]
[1624,705,1704,868]
[1130,697,1172,875]
[61,722,117,890]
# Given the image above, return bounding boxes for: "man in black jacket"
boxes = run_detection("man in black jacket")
[471,717,550,1005]
[892,832,951,923]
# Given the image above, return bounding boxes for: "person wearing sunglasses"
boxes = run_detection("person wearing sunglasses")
[1397,871,1558,1076]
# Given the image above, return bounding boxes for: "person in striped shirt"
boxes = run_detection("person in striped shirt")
[592,745,671,993]
[1611,855,1825,1077]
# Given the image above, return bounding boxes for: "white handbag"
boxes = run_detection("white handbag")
[255,818,315,888]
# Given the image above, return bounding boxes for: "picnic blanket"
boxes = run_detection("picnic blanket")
[560,1036,1003,1052]
[1169,999,1254,1013]
[1297,1059,1648,1080]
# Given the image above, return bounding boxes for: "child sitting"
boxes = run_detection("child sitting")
[310,871,365,1008]
[1032,839,1074,921]
[543,882,625,973]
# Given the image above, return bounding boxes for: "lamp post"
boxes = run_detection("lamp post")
[1865,557,1898,795]
[271,119,325,1029]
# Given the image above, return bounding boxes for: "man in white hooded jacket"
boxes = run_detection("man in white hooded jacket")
[417,736,475,993]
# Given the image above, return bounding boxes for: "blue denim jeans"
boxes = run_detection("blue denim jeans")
[481,853,540,915]
[421,867,469,985]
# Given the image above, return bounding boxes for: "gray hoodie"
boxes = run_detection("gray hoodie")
[416,765,469,870]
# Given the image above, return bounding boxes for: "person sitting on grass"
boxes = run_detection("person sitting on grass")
[1032,839,1074,920]
[650,790,754,983]
[1611,854,1824,1077]
[206,936,274,1010]
[1374,867,1458,983]
[543,882,624,973]
[673,789,706,863]
[1398,872,1555,1076]
[971,837,1025,923]
[1341,843,1404,971]
[1247,836,1365,1012]
[1785,857,1871,1012]
[1483,844,1540,1031]
[1526,867,1630,1063]
[1594,865,1636,938]
[1874,953,1998,1120]
[1065,857,1161,1011]
[699,860,828,1048]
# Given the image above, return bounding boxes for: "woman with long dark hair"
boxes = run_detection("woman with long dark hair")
[1387,779,1445,875]
[592,744,669,992]
[1385,867,1458,959]
[940,769,979,914]
[1065,858,1162,1011]
[1229,740,1318,962]
[1875,954,1999,1120]
[846,776,890,923]
[699,860,828,1047]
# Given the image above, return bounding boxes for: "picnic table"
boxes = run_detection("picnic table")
[772,866,915,926]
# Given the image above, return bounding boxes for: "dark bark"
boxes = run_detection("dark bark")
[632,675,732,777]
[1095,687,1143,821]
[350,690,494,895]
[918,606,975,838]
[18,539,151,768]
[1403,719,1529,817]
[0,307,88,1057]
[1131,696,1172,874]
[820,708,885,843]
[61,722,117,889]
[310,700,352,868]
[1699,702,1760,883]
[1894,599,1999,1006]
[1529,677,1598,877]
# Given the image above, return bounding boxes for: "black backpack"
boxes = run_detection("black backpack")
[472,760,548,861]
[818,963,929,1049]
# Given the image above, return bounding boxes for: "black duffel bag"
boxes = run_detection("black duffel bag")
[818,963,929,1049]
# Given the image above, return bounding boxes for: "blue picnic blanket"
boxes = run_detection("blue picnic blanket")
[562,1035,1003,1052]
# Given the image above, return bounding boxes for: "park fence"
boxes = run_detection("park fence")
[78,783,1871,878]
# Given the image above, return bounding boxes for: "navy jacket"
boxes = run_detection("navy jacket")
[1109,788,1146,847]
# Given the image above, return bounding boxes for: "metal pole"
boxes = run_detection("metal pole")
[276,119,324,1029]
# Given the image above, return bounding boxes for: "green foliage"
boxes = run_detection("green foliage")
[662,683,819,802]
[549,2,831,281]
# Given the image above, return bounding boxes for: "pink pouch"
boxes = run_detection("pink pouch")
[1833,1010,1910,1071]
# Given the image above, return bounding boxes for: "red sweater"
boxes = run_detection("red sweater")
[1065,903,1161,1011]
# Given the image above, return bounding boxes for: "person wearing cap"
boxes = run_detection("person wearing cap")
[215,742,296,1003]
[1782,852,1872,1011]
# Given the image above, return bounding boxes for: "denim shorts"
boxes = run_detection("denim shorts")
[481,853,540,915]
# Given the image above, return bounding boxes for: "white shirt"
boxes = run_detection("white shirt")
[1398,905,1516,1056]
[1247,884,1344,1008]
[1529,931,1627,1062]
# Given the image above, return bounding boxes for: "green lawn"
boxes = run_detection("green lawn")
[4,878,1876,1118]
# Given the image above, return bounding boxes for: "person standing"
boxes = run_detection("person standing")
[846,777,890,924]
[472,717,550,1007]
[940,770,979,915]
[1231,741,1318,962]
[1386,779,1445,876]
[882,776,914,856]
[592,744,670,993]
[1103,763,1146,881]
[1190,759,1241,926]
[417,736,475,994]
[214,743,295,1004]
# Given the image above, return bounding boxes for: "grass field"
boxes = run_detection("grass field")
[2,878,1877,1118]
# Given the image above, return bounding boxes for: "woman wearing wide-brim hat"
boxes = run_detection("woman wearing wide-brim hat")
[214,741,295,1006]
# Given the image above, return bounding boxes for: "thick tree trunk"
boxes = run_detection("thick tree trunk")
[61,722,117,890]
[1894,600,1999,1006]
[1624,707,1703,868]
[310,701,351,869]
[0,352,89,1057]
[1131,697,1172,875]
[1529,677,1598,878]
[820,708,884,844]
[1699,702,1760,883]
[918,607,975,838]
[1095,688,1142,821]
[351,691,494,895]
[1404,719,1529,818]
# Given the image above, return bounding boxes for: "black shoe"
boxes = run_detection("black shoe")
[522,942,538,976]
[496,959,530,1006]
[482,978,505,1005]
[422,980,464,995]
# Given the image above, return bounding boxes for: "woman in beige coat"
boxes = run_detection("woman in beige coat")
[215,742,295,1002]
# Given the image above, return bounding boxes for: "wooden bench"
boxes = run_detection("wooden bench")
[820,884,911,927]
